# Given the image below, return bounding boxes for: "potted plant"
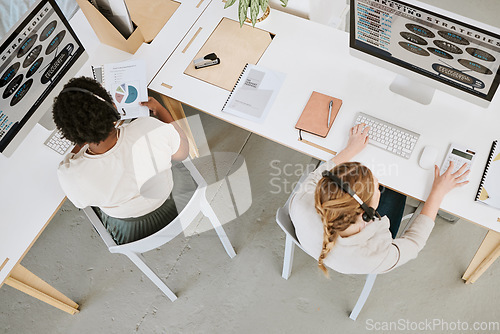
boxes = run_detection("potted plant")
[224,0,289,27]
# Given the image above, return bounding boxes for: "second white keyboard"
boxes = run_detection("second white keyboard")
[44,129,72,155]
[354,112,420,159]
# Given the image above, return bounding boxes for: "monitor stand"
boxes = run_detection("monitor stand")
[389,75,435,105]
[38,108,56,131]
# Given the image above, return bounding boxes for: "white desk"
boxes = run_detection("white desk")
[149,0,500,282]
[0,124,79,314]
[0,0,212,314]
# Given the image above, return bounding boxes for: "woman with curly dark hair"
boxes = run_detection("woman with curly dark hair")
[53,76,195,245]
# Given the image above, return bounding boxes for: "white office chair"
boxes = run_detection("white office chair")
[275,163,422,320]
[82,158,236,302]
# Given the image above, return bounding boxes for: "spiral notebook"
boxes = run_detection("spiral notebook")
[222,64,285,123]
[475,140,500,209]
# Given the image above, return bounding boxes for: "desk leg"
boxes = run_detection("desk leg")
[4,264,79,315]
[158,94,200,159]
[462,230,500,284]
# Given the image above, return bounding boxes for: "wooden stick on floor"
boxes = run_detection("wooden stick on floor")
[5,264,79,315]
[465,243,500,284]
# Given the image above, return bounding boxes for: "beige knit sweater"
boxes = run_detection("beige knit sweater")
[289,160,435,274]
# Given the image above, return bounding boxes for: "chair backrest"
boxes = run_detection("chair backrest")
[275,162,317,251]
[276,206,304,252]
[84,158,206,254]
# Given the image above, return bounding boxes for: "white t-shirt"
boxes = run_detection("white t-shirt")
[289,160,435,274]
[58,117,181,218]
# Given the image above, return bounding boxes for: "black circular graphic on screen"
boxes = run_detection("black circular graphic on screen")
[40,20,57,42]
[45,30,66,55]
[26,57,43,78]
[466,47,496,62]
[433,40,463,54]
[432,63,484,88]
[3,74,23,99]
[0,62,20,88]
[400,32,427,45]
[427,47,453,59]
[41,43,74,84]
[405,24,435,38]
[17,34,38,58]
[10,79,33,106]
[437,31,470,45]
[399,42,430,56]
[22,45,42,68]
[458,59,493,75]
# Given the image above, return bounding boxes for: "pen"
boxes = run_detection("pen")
[327,100,333,127]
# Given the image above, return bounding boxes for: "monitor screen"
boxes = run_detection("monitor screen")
[0,0,85,154]
[350,0,500,102]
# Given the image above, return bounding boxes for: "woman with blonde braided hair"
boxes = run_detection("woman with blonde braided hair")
[290,123,469,275]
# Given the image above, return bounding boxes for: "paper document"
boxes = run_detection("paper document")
[98,60,149,120]
[223,64,285,123]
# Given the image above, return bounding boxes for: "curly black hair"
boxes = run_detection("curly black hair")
[52,76,119,145]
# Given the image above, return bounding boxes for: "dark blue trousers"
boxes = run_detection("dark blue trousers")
[376,185,407,239]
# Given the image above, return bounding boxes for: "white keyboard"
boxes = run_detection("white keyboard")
[44,129,72,155]
[354,112,420,159]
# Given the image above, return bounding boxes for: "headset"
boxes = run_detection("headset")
[322,170,381,222]
[59,87,121,121]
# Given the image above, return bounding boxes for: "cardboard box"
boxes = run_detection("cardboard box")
[76,0,145,53]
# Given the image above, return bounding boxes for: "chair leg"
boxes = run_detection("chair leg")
[125,252,178,302]
[200,199,236,258]
[349,273,377,320]
[282,235,295,280]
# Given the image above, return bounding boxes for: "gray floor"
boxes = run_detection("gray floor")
[2,1,500,333]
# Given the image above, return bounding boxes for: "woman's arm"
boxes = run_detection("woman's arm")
[377,161,470,273]
[332,123,370,165]
[420,161,470,220]
[140,97,189,161]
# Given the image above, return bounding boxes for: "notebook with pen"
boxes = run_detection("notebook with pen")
[475,140,500,209]
[295,91,342,138]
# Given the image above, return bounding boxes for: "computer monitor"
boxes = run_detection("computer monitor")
[350,0,500,107]
[0,0,88,157]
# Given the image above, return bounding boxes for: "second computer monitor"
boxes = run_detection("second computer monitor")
[350,0,500,107]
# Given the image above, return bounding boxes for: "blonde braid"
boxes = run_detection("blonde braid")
[314,162,374,277]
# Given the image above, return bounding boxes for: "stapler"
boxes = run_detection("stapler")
[193,53,220,69]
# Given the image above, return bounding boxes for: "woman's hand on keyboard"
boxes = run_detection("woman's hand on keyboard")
[333,124,370,164]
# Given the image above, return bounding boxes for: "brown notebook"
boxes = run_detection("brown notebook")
[295,91,342,138]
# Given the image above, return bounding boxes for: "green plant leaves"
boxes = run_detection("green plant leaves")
[224,0,237,9]
[238,0,250,27]
[250,0,260,26]
[260,0,269,12]
[227,0,283,27]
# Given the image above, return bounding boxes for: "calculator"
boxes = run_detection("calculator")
[440,143,476,178]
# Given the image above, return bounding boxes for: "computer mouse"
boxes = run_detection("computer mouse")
[419,146,439,170]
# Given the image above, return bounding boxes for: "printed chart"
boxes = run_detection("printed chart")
[114,83,139,104]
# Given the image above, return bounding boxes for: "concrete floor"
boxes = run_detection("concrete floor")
[2,1,500,333]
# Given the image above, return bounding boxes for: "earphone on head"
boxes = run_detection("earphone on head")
[59,87,120,121]
[322,170,381,222]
